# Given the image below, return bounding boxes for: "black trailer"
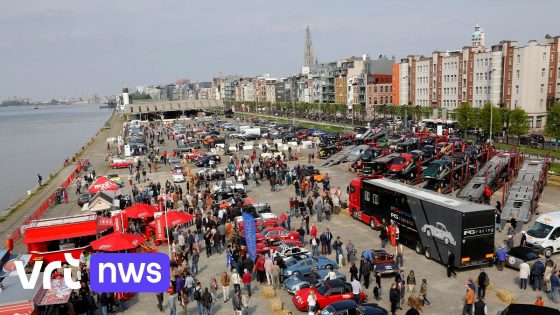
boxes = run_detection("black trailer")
[360,178,495,268]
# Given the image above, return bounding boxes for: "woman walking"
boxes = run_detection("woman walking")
[419,279,432,307]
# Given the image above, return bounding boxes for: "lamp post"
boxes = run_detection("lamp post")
[489,103,493,142]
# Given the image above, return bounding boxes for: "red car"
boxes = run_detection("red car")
[109,160,134,169]
[292,279,367,311]
[388,154,413,174]
[256,227,299,243]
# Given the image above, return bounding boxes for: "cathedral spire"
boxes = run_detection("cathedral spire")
[304,25,315,69]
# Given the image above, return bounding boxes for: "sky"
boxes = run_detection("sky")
[1,0,559,101]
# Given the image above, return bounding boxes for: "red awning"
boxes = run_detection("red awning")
[148,211,194,229]
[88,176,119,194]
[90,232,146,252]
[23,214,101,244]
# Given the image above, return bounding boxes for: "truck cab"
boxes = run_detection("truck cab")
[526,212,560,257]
[348,175,383,228]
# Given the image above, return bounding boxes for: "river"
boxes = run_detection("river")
[0,104,113,211]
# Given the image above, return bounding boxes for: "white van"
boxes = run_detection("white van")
[525,212,560,257]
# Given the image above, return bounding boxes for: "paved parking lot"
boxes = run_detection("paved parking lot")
[37,118,560,314]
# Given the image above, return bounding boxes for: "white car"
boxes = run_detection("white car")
[172,170,185,183]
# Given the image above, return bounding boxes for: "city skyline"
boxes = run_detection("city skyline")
[1,0,559,100]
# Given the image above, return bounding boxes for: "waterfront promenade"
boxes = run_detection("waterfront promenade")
[1,114,122,250]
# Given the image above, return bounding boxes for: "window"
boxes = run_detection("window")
[364,191,371,202]
[516,55,520,64]
[540,99,544,107]
[514,100,518,108]
[536,117,543,128]
[541,84,545,93]
[543,52,547,61]
[516,85,519,94]
[528,118,534,129]
[516,70,520,79]
[372,194,379,205]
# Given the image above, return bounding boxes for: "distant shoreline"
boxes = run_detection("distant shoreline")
[0,102,98,107]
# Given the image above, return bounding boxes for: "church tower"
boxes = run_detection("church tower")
[472,24,485,48]
[304,25,315,69]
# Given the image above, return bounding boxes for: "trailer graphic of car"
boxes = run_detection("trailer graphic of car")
[421,222,456,246]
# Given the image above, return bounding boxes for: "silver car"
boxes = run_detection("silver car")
[282,269,346,294]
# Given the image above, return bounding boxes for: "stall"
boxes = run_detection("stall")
[90,232,146,252]
[0,272,43,315]
[22,214,112,264]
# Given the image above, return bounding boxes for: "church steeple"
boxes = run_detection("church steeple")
[472,24,485,48]
[304,25,315,69]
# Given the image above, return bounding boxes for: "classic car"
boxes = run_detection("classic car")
[106,174,125,187]
[109,159,134,169]
[195,155,222,167]
[283,268,346,294]
[77,193,93,206]
[292,279,367,311]
[365,249,399,276]
[257,240,304,256]
[498,246,554,271]
[256,226,299,244]
[321,300,388,315]
[282,256,338,279]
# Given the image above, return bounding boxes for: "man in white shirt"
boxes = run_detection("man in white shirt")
[351,275,362,304]
[327,266,337,280]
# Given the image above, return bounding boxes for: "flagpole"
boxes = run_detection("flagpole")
[164,193,171,255]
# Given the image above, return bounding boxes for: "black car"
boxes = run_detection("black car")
[499,303,560,315]
[421,136,434,146]
[421,145,435,159]
[241,133,261,141]
[322,300,388,315]
[361,147,383,163]
[77,193,93,206]
[195,155,222,167]
[211,188,247,201]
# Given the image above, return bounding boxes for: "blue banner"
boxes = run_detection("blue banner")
[242,212,257,262]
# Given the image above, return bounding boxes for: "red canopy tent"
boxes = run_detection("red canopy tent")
[124,203,157,219]
[90,232,146,252]
[149,211,194,229]
[88,176,119,194]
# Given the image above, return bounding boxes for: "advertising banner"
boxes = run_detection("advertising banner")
[242,212,257,262]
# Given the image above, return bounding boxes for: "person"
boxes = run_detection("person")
[389,282,400,315]
[380,220,388,248]
[495,202,502,232]
[373,284,380,301]
[232,291,243,315]
[307,290,317,315]
[520,231,527,247]
[349,262,359,281]
[463,284,475,315]
[241,289,250,315]
[405,296,422,315]
[473,296,487,315]
[535,295,544,306]
[360,257,371,289]
[272,261,281,289]
[221,271,230,302]
[37,174,42,186]
[167,290,177,315]
[396,242,404,267]
[545,260,554,293]
[201,287,213,315]
[114,292,126,311]
[407,270,416,295]
[447,250,457,277]
[346,240,355,263]
[531,258,545,290]
[194,282,203,315]
[242,269,252,297]
[419,279,431,307]
[550,270,559,303]
[519,259,530,290]
[496,246,506,271]
[327,265,337,280]
[477,269,489,298]
[505,234,514,250]
[351,275,362,304]
[99,292,109,315]
[231,269,241,293]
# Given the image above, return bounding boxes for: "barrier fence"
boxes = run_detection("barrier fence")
[9,160,86,244]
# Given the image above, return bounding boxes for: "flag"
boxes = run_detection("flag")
[242,212,257,262]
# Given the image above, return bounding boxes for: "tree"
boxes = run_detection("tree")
[508,108,530,144]
[479,103,503,138]
[455,102,476,137]
[545,103,560,150]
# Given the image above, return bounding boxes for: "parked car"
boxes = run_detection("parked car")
[322,300,388,315]
[282,256,338,279]
[77,193,93,206]
[256,226,299,244]
[106,174,124,187]
[109,159,134,169]
[292,279,367,311]
[172,170,185,183]
[498,246,554,270]
[195,155,221,167]
[283,268,346,294]
[367,250,399,276]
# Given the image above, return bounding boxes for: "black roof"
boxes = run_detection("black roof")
[502,303,560,315]
[324,279,346,288]
[326,299,358,311]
